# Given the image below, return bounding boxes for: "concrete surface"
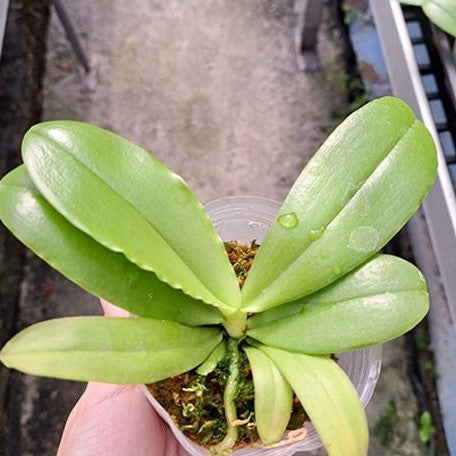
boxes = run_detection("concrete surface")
[4,0,430,454]
[42,0,348,201]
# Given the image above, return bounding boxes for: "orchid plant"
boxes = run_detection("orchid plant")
[0,97,437,455]
[398,0,456,38]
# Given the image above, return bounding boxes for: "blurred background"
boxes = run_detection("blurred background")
[0,0,455,454]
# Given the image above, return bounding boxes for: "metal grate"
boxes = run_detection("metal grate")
[403,7,456,189]
[371,1,456,452]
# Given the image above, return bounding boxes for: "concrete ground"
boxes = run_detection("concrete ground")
[3,0,430,454]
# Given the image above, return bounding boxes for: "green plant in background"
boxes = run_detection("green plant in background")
[419,411,436,444]
[398,0,456,38]
[0,97,437,455]
[342,3,359,26]
[424,360,440,379]
[373,400,398,448]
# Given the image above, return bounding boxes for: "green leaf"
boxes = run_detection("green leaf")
[419,411,435,443]
[398,0,424,6]
[247,255,429,353]
[259,346,368,456]
[423,0,456,38]
[0,166,221,326]
[21,121,240,311]
[0,317,223,384]
[243,347,293,445]
[196,339,226,375]
[242,97,437,312]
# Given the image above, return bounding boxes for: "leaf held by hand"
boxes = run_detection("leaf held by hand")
[22,122,240,311]
[243,97,437,312]
[0,317,223,384]
[0,166,222,326]
[259,346,368,456]
[248,255,429,353]
[244,347,293,445]
[423,0,456,38]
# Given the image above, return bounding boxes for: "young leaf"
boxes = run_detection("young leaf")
[243,347,293,445]
[242,97,437,312]
[0,317,223,384]
[259,346,368,456]
[196,339,226,375]
[248,255,429,353]
[21,121,240,311]
[423,0,456,38]
[0,166,222,326]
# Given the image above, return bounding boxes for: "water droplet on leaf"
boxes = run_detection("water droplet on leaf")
[309,226,325,241]
[348,226,380,253]
[278,212,298,228]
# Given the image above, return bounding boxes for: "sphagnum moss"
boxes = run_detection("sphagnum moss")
[148,242,307,451]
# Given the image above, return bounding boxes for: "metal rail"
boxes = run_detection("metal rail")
[53,0,90,73]
[0,0,9,62]
[294,0,323,71]
[371,1,456,453]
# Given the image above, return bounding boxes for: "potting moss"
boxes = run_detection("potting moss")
[147,241,308,450]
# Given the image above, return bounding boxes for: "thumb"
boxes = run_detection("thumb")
[57,383,173,456]
[100,298,130,317]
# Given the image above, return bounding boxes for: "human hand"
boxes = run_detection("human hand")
[57,300,190,456]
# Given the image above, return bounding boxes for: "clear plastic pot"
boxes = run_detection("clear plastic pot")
[142,195,382,455]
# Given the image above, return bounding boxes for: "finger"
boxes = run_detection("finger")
[100,298,130,317]
[58,383,190,456]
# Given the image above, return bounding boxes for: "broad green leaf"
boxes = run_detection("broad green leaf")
[243,347,293,445]
[242,97,437,312]
[196,339,226,375]
[0,167,221,326]
[259,346,368,456]
[398,0,424,5]
[0,317,222,384]
[22,122,240,311]
[423,0,456,38]
[248,255,429,353]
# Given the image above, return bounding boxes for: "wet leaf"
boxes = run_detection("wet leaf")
[0,317,222,383]
[243,97,437,312]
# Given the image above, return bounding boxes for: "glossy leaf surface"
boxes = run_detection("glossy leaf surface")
[244,347,293,445]
[260,346,368,456]
[423,0,456,37]
[0,317,222,383]
[242,97,437,312]
[22,122,240,311]
[0,167,221,326]
[248,255,429,353]
[196,339,226,375]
